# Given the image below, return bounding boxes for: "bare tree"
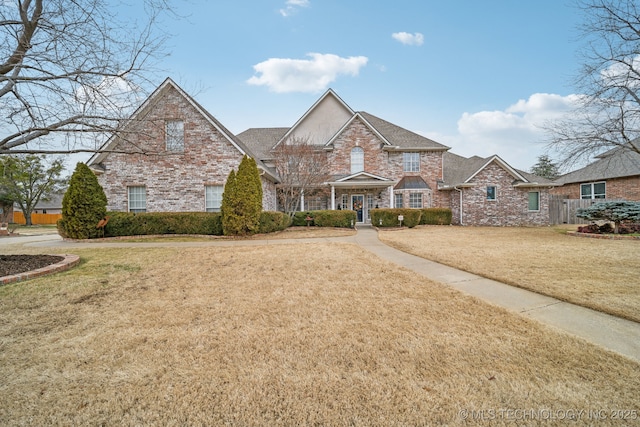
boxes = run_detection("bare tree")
[272,136,331,217]
[0,0,173,155]
[546,0,640,167]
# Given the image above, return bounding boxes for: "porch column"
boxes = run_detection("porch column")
[300,190,304,211]
[331,186,335,210]
[388,186,394,208]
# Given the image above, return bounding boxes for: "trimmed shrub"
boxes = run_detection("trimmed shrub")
[312,210,357,228]
[292,211,315,227]
[419,208,452,225]
[104,212,223,237]
[371,208,422,228]
[59,162,107,239]
[258,211,291,234]
[291,210,356,228]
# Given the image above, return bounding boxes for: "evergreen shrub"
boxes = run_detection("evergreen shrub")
[59,163,107,239]
[419,208,452,225]
[371,208,422,228]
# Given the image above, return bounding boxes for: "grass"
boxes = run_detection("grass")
[1,242,639,425]
[378,225,640,323]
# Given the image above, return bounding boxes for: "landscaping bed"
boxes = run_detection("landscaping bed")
[0,255,64,277]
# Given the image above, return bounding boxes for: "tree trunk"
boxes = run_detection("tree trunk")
[24,211,33,226]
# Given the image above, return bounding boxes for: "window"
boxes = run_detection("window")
[341,194,349,210]
[166,120,184,152]
[367,194,374,219]
[128,186,146,213]
[409,192,423,208]
[580,182,606,199]
[205,185,223,212]
[403,152,420,172]
[394,193,403,208]
[306,196,326,211]
[351,147,364,174]
[487,186,497,201]
[528,191,540,211]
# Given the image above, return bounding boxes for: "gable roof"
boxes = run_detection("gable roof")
[359,112,450,151]
[554,140,640,184]
[329,171,395,188]
[87,78,276,180]
[237,127,288,161]
[441,152,557,189]
[273,88,354,149]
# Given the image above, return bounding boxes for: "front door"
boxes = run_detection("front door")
[352,194,364,223]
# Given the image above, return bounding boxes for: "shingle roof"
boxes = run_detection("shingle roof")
[554,142,640,184]
[236,128,288,160]
[441,152,488,186]
[441,152,555,188]
[359,112,450,150]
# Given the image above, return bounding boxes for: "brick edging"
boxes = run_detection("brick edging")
[0,254,81,286]
[567,231,640,240]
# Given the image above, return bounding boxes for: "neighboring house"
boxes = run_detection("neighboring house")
[88,78,557,226]
[30,192,65,214]
[551,140,640,201]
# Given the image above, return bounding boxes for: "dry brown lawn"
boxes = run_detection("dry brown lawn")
[1,242,639,425]
[379,225,640,323]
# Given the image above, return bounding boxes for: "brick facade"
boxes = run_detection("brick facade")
[550,175,640,201]
[447,163,551,226]
[90,80,552,226]
[95,84,274,212]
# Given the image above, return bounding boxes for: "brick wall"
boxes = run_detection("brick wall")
[551,176,640,201]
[452,163,551,226]
[326,118,443,209]
[97,85,273,212]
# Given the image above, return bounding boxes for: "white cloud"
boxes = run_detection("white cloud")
[247,53,368,93]
[280,0,310,17]
[449,93,582,170]
[391,32,424,46]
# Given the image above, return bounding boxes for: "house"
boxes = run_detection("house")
[551,140,640,201]
[88,78,556,226]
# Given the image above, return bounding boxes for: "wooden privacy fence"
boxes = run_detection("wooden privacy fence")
[549,196,620,225]
[13,212,62,225]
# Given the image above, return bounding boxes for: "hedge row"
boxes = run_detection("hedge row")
[76,211,291,238]
[291,210,357,228]
[371,208,452,228]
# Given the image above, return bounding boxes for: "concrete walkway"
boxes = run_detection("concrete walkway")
[5,226,640,363]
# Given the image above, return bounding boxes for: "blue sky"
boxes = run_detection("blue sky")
[117,0,585,171]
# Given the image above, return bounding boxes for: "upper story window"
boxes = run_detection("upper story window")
[351,147,364,174]
[403,152,420,172]
[487,186,497,201]
[581,182,606,199]
[165,120,184,152]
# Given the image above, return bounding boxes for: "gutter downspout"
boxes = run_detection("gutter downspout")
[454,186,463,225]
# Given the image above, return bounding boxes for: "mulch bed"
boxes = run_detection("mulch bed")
[0,255,65,277]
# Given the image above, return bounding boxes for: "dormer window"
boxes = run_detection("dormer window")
[351,146,364,174]
[165,120,184,152]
